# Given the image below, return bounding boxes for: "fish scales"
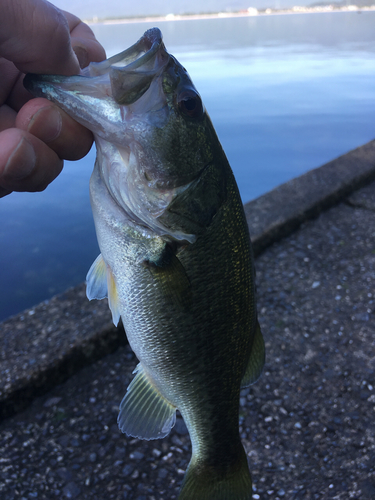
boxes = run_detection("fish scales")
[24,27,265,500]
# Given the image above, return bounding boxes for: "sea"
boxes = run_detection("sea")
[1,11,374,321]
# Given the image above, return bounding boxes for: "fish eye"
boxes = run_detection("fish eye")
[177,90,203,119]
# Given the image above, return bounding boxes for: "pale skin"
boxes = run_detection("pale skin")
[0,0,106,198]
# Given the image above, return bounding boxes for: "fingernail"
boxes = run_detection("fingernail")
[28,106,62,143]
[4,137,36,181]
[73,45,90,69]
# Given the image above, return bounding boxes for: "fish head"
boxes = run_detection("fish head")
[24,28,223,242]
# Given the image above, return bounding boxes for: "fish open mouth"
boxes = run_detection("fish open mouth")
[87,28,169,105]
[23,27,170,132]
[90,27,163,76]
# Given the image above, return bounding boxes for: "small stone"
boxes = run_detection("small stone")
[58,435,70,447]
[62,482,81,499]
[158,468,168,479]
[43,397,62,407]
[122,465,134,477]
[57,468,73,482]
[131,469,139,479]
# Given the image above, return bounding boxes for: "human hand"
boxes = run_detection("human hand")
[0,0,106,198]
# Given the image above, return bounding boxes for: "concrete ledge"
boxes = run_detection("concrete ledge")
[0,286,122,420]
[246,139,375,256]
[1,139,375,421]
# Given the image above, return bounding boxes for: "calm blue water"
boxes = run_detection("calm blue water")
[1,11,375,321]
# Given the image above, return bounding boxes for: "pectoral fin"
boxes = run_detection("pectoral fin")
[118,363,176,440]
[143,244,191,310]
[107,268,121,327]
[86,254,108,300]
[241,321,265,388]
[86,254,121,326]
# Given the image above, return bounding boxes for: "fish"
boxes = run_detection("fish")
[24,28,265,500]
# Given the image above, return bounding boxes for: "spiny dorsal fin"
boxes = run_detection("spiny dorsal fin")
[241,320,265,388]
[118,363,176,440]
[86,254,121,326]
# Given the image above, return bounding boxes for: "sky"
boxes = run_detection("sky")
[52,0,323,20]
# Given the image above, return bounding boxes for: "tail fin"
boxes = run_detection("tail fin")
[178,447,252,500]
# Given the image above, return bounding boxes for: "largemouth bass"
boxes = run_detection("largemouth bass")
[24,28,265,500]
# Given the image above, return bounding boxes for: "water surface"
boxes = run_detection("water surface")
[1,12,374,321]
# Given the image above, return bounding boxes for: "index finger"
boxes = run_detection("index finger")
[0,0,80,75]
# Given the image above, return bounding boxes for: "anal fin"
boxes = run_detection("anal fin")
[241,320,265,388]
[118,363,176,440]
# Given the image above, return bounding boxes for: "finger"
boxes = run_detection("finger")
[16,98,94,161]
[3,70,30,113]
[0,58,19,104]
[63,11,106,68]
[0,104,17,132]
[0,128,63,195]
[0,0,80,75]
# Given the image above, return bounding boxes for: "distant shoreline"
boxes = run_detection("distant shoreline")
[84,5,375,25]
